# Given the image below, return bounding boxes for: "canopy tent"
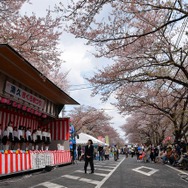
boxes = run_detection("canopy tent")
[76,133,107,146]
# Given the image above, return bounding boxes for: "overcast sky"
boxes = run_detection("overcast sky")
[21,0,128,140]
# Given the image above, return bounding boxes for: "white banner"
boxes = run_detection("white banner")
[31,152,53,169]
[5,81,44,109]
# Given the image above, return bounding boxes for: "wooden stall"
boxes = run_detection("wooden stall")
[0,44,79,175]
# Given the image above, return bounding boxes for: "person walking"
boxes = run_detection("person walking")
[98,145,104,161]
[130,146,135,158]
[113,145,119,161]
[77,145,82,160]
[124,145,129,158]
[84,139,94,174]
[104,146,110,160]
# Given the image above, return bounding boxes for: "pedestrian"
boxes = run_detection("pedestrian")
[98,145,104,161]
[154,146,159,163]
[77,145,82,160]
[84,139,94,174]
[104,146,110,160]
[150,146,155,163]
[113,145,119,161]
[179,139,187,154]
[135,146,139,161]
[130,146,135,158]
[124,145,129,158]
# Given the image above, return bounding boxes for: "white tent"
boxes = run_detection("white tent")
[76,133,107,146]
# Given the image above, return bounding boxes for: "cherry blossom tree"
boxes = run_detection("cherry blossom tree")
[117,82,188,142]
[68,105,123,144]
[58,0,188,91]
[0,0,69,90]
[121,112,173,145]
[59,0,187,56]
[58,0,188,143]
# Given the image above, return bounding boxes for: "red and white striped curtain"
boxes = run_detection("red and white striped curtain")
[48,118,70,141]
[0,109,40,131]
[0,109,70,141]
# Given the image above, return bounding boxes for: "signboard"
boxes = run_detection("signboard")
[5,81,44,109]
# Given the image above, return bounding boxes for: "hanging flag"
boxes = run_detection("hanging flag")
[105,135,110,145]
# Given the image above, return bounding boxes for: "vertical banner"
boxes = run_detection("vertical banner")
[105,135,110,145]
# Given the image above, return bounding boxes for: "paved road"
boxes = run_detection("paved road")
[0,155,188,188]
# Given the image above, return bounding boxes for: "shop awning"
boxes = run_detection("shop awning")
[0,44,79,105]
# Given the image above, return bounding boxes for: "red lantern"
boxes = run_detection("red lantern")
[12,101,17,107]
[17,104,22,109]
[1,98,7,103]
[42,114,47,118]
[6,99,11,105]
[27,108,31,112]
[22,106,27,111]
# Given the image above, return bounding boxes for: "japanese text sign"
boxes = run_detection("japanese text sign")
[5,81,44,109]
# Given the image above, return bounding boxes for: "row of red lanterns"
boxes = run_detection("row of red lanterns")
[0,97,47,118]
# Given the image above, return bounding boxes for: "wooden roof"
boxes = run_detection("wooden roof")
[0,44,79,105]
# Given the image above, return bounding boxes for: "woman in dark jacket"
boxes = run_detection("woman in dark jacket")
[84,139,94,174]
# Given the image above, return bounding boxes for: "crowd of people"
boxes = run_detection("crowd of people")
[77,144,119,162]
[82,140,119,174]
[121,140,188,170]
[0,121,51,151]
[77,139,188,173]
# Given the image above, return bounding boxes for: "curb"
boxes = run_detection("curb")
[0,162,72,180]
